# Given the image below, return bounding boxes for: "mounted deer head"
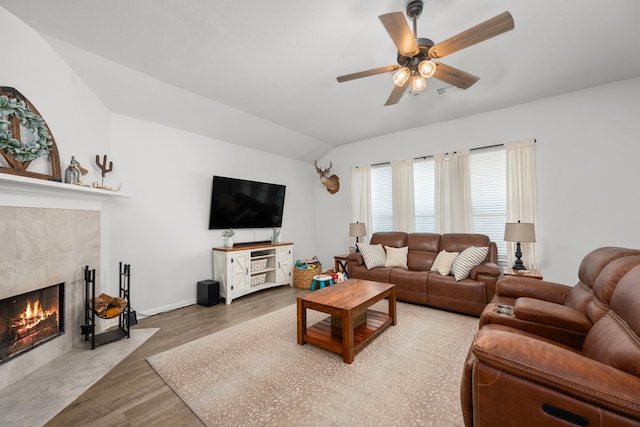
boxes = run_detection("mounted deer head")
[314,160,340,194]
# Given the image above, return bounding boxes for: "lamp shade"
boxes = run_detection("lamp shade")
[349,222,367,238]
[504,222,536,242]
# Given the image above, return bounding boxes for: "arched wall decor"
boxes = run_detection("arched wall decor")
[0,86,61,181]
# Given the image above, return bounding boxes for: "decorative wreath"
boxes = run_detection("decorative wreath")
[0,95,51,161]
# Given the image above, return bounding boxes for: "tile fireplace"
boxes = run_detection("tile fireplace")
[0,283,65,364]
[0,174,129,390]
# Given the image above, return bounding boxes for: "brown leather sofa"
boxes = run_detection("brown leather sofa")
[346,232,500,316]
[479,246,640,349]
[462,251,640,427]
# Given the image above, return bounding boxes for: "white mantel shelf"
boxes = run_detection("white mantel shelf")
[0,173,129,211]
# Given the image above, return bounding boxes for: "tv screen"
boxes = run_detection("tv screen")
[208,176,286,229]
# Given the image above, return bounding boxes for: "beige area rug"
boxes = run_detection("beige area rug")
[147,302,478,427]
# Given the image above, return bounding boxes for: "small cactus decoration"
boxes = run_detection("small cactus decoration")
[95,154,113,188]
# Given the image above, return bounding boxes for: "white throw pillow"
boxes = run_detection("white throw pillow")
[430,250,459,275]
[357,243,387,270]
[451,246,489,281]
[385,246,408,268]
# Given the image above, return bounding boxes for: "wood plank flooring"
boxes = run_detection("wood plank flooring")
[45,285,308,427]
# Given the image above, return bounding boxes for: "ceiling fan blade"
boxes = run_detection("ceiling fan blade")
[385,79,410,106]
[337,65,400,83]
[428,11,514,59]
[379,12,420,57]
[432,62,479,90]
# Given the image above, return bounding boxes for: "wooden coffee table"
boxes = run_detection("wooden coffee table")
[297,278,396,363]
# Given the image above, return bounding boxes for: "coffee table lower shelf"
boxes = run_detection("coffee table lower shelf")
[303,309,392,358]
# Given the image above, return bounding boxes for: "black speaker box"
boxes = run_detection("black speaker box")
[197,280,220,307]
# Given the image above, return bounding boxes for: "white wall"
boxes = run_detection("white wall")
[314,77,640,285]
[107,115,316,315]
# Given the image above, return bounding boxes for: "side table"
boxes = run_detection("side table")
[334,254,349,275]
[504,267,543,280]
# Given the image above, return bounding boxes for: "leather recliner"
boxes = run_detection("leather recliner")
[461,261,640,426]
[478,247,640,349]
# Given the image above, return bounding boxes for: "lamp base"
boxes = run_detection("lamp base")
[512,241,526,270]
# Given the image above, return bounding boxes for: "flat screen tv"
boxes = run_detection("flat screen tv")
[208,176,286,229]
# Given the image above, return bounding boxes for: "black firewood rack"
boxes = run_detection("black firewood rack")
[81,262,131,350]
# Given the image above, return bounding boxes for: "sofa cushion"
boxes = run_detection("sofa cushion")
[583,265,640,377]
[441,234,491,255]
[370,232,408,248]
[357,243,387,269]
[385,246,408,268]
[407,233,440,271]
[452,246,489,281]
[431,250,459,275]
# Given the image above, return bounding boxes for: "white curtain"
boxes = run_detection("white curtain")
[506,140,538,269]
[434,150,472,233]
[434,154,446,233]
[391,159,415,232]
[351,166,371,244]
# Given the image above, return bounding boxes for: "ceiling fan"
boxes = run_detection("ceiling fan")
[336,1,514,105]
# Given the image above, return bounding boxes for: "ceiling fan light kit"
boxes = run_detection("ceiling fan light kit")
[410,72,426,94]
[336,0,514,105]
[393,67,411,87]
[418,60,436,79]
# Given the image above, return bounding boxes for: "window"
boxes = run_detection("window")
[370,165,393,233]
[414,158,435,232]
[368,148,507,263]
[469,147,507,263]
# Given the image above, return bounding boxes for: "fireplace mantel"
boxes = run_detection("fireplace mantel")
[0,173,128,211]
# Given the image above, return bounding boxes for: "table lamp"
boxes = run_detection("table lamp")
[504,221,536,270]
[349,222,367,252]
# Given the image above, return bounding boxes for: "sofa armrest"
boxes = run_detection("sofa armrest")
[496,276,571,304]
[472,328,640,419]
[470,262,501,279]
[347,253,364,267]
[514,297,592,333]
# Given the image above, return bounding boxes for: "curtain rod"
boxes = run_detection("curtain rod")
[369,139,536,167]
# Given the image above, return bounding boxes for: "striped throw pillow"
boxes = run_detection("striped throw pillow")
[357,243,387,270]
[451,246,489,281]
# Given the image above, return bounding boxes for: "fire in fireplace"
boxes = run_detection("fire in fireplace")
[0,283,65,364]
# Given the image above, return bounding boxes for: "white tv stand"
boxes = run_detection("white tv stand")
[213,242,293,304]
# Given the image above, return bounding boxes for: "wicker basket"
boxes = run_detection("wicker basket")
[293,265,321,289]
[251,258,268,272]
[250,273,267,287]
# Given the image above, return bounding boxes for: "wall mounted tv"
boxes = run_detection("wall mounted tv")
[208,176,286,229]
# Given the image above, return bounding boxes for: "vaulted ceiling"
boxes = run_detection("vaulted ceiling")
[2,0,639,162]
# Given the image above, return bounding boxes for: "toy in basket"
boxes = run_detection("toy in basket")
[293,256,321,289]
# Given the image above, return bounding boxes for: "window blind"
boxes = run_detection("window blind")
[370,165,393,233]
[414,158,435,232]
[469,147,507,263]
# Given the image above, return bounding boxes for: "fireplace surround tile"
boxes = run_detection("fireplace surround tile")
[16,216,47,260]
[0,206,101,391]
[0,262,16,297]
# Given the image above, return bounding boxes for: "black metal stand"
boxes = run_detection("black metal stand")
[81,262,131,350]
[512,242,526,270]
